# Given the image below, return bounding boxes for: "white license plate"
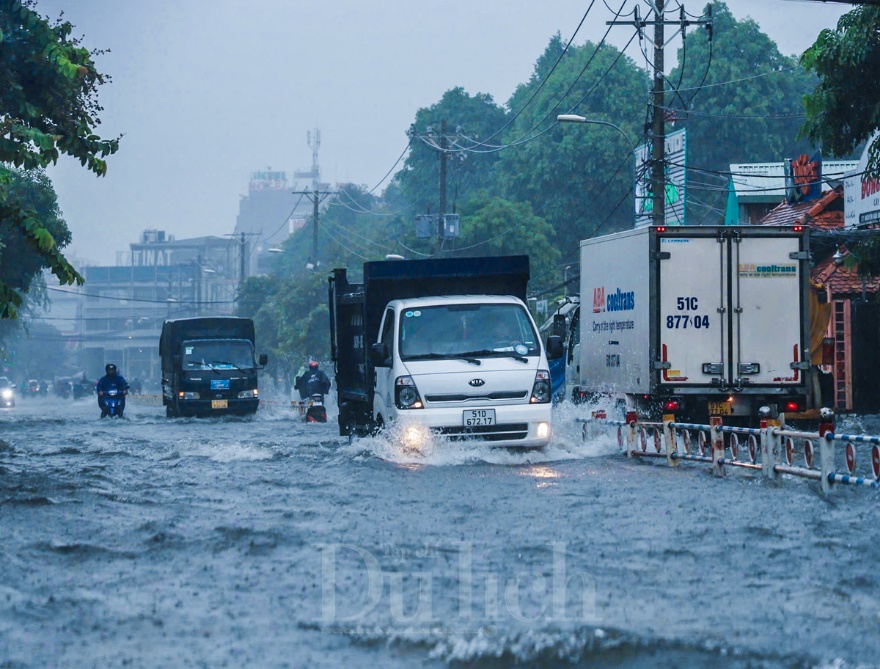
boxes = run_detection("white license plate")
[212,399,228,409]
[708,400,731,416]
[463,409,495,426]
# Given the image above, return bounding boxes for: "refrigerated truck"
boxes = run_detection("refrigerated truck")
[567,225,813,422]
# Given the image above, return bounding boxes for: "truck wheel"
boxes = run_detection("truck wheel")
[165,404,178,418]
[371,416,384,436]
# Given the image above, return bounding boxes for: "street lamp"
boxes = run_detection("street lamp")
[556,114,634,147]
[267,246,319,271]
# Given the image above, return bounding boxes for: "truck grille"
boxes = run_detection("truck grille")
[435,423,529,442]
[424,391,528,403]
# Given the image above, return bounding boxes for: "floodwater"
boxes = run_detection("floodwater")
[1,395,878,668]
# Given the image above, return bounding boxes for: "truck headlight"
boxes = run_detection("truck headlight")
[395,376,423,409]
[237,389,258,398]
[179,391,200,400]
[1,389,12,399]
[530,370,552,404]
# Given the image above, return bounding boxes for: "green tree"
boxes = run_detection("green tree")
[498,38,648,259]
[392,87,508,233]
[667,2,819,223]
[0,169,70,291]
[801,5,880,178]
[0,0,120,318]
[455,193,560,285]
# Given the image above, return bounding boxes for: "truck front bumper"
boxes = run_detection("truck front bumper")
[398,403,553,449]
[177,397,259,416]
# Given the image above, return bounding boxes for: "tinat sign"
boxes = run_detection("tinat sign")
[592,287,635,313]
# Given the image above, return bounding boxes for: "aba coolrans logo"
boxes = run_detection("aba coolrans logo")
[592,287,635,313]
[739,263,797,277]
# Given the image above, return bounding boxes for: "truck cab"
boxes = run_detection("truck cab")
[370,295,556,448]
[160,317,267,417]
[329,255,564,448]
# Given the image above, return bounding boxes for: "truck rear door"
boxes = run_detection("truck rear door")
[657,233,724,386]
[657,228,807,390]
[733,234,805,387]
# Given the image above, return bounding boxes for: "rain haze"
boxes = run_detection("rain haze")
[36,0,849,265]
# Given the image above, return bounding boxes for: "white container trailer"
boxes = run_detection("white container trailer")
[570,225,813,422]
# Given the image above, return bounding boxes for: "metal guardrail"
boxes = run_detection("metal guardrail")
[583,410,880,495]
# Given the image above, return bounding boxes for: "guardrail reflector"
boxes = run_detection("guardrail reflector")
[846,443,856,474]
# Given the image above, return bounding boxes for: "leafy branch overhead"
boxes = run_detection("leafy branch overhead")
[0,0,121,318]
[801,5,880,178]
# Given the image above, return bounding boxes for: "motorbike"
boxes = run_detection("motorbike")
[101,388,124,418]
[302,393,327,423]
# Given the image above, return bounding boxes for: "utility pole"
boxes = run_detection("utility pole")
[608,2,712,228]
[239,232,247,291]
[436,118,448,256]
[195,255,202,315]
[651,0,665,227]
[411,120,463,256]
[291,189,336,270]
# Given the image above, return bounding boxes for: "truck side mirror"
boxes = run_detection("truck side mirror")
[546,335,564,360]
[552,314,567,338]
[259,353,268,367]
[172,354,181,365]
[369,343,390,367]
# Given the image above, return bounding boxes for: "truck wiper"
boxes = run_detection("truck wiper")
[210,360,246,373]
[187,361,220,374]
[404,352,481,365]
[458,349,529,364]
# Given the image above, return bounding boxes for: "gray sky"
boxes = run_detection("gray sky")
[36,0,848,265]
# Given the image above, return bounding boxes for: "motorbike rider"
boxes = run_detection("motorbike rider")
[294,359,331,400]
[97,363,129,418]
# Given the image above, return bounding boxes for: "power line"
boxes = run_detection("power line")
[461,0,600,149]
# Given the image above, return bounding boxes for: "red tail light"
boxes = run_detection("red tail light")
[784,400,800,412]
[792,225,804,232]
[656,226,667,232]
[663,400,680,412]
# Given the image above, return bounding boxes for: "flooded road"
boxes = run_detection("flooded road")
[1,396,878,668]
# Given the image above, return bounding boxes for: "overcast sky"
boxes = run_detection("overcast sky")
[36,0,849,265]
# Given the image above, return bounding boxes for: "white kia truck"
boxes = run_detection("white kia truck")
[567,225,814,423]
[329,256,564,447]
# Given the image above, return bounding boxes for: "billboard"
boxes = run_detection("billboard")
[784,152,822,204]
[634,128,686,227]
[844,134,880,228]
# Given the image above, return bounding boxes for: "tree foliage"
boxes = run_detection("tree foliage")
[0,0,120,318]
[393,87,508,221]
[497,37,648,261]
[456,192,560,284]
[668,1,819,223]
[801,5,880,178]
[0,168,69,287]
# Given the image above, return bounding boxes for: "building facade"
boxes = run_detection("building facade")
[77,230,240,384]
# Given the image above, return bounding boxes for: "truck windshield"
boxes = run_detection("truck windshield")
[399,303,539,360]
[182,340,255,370]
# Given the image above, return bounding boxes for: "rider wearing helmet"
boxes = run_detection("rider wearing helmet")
[294,358,331,400]
[96,363,129,417]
